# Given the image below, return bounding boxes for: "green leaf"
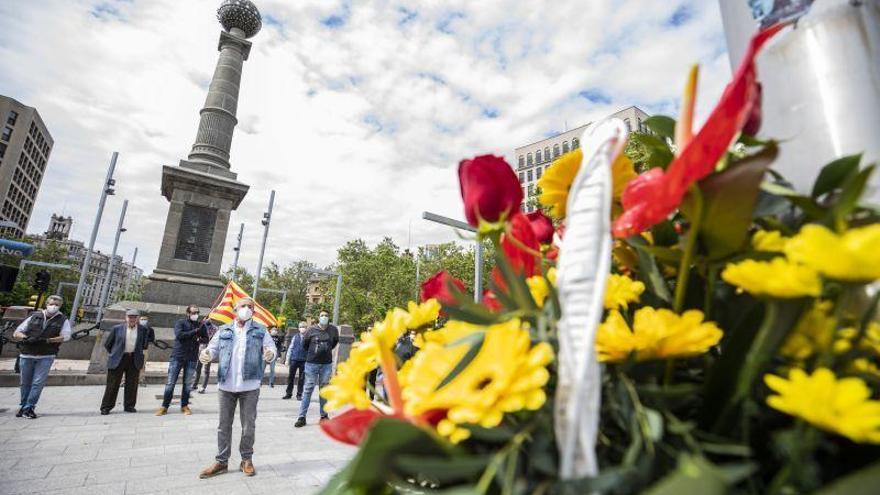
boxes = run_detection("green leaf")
[493,249,538,311]
[627,133,675,170]
[442,299,500,325]
[812,460,880,495]
[645,115,676,140]
[811,154,861,198]
[395,455,490,484]
[644,455,730,495]
[435,331,485,390]
[682,144,778,260]
[831,164,875,225]
[465,423,516,443]
[627,236,672,304]
[348,418,454,488]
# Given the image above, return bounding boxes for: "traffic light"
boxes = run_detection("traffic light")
[32,269,51,292]
[28,294,38,308]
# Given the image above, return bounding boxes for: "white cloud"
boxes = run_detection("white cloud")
[0,0,730,274]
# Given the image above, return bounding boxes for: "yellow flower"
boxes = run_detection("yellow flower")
[752,230,787,252]
[405,299,440,330]
[527,268,557,308]
[400,319,553,443]
[604,274,645,310]
[721,258,822,298]
[779,301,845,360]
[321,309,408,411]
[852,358,880,379]
[595,308,722,363]
[785,224,880,281]
[764,368,880,443]
[537,148,636,219]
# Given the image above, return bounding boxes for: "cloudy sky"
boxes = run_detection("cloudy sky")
[0,0,732,274]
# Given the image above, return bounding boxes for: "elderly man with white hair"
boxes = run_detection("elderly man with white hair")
[198,297,276,479]
[12,295,71,419]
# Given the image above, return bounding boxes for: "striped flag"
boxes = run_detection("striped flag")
[208,281,279,328]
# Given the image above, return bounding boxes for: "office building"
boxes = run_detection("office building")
[0,96,53,238]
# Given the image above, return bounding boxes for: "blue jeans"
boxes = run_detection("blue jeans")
[19,356,54,410]
[263,358,276,386]
[298,362,333,419]
[162,358,196,408]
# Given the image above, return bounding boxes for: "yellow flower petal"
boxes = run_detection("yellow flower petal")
[604,274,645,310]
[596,307,722,363]
[785,224,880,281]
[721,258,822,298]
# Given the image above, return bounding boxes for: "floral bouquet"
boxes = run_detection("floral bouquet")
[317,22,880,495]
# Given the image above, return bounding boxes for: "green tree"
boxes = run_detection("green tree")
[254,259,316,325]
[0,237,82,315]
[221,266,255,294]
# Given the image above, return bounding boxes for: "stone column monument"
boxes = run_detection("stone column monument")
[91,1,264,375]
[142,0,262,308]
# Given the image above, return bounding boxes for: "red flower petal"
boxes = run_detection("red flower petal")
[320,409,384,446]
[459,155,523,227]
[421,270,467,304]
[526,211,554,244]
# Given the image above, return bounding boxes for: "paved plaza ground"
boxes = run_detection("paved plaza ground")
[0,383,356,494]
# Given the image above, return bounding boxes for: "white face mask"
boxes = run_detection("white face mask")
[237,307,254,321]
[270,329,277,336]
[319,316,329,326]
[45,305,59,315]
[299,327,306,333]
[189,314,199,322]
[139,318,149,326]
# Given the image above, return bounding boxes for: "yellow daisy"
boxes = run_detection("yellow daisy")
[752,230,788,252]
[604,273,645,310]
[595,308,722,363]
[785,224,880,281]
[405,299,441,330]
[721,257,822,298]
[765,368,880,443]
[526,268,557,308]
[537,148,636,219]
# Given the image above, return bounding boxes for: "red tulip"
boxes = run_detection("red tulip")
[482,290,502,312]
[421,270,466,305]
[526,211,554,244]
[612,23,786,239]
[459,155,523,227]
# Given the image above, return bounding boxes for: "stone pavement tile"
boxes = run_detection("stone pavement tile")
[164,441,215,454]
[96,445,165,460]
[40,481,126,495]
[86,463,167,485]
[1,473,87,494]
[1,440,40,451]
[246,473,324,494]
[48,457,129,477]
[0,466,52,482]
[0,458,19,470]
[132,451,200,468]
[36,449,100,466]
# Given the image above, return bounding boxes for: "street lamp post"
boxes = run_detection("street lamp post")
[421,211,483,303]
[123,247,138,295]
[253,190,275,299]
[230,222,244,282]
[96,199,128,321]
[305,268,343,326]
[71,152,118,321]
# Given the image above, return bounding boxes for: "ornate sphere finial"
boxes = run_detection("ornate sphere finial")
[217,0,262,39]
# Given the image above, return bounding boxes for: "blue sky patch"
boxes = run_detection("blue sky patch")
[579,89,612,105]
[436,11,465,34]
[666,5,692,27]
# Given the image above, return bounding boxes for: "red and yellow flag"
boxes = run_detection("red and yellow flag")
[208,281,279,328]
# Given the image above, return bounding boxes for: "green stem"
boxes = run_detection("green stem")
[673,185,704,314]
[476,422,536,494]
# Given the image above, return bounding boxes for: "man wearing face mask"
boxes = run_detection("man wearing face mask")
[11,295,71,419]
[294,310,339,428]
[198,298,276,479]
[282,322,308,400]
[156,304,206,416]
[100,309,149,415]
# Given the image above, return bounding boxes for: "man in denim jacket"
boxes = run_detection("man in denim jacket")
[198,298,276,479]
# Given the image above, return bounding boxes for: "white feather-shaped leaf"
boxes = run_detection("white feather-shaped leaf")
[554,119,628,479]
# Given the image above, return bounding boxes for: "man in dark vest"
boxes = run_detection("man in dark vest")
[12,295,71,419]
[100,309,149,415]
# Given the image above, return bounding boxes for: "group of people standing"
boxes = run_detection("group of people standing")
[10,294,340,479]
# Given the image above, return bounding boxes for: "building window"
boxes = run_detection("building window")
[6,111,18,126]
[527,153,533,166]
[637,117,644,133]
[536,166,543,179]
[544,147,550,161]
[1,127,11,142]
[572,137,579,149]
[518,155,524,167]
[563,141,570,153]
[0,142,6,159]
[553,144,560,157]
[527,169,533,181]
[518,172,525,183]
[536,150,542,162]
[528,184,534,196]
[624,118,632,133]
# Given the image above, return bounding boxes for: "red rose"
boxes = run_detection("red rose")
[459,155,523,227]
[493,213,541,291]
[526,211,554,244]
[421,270,466,305]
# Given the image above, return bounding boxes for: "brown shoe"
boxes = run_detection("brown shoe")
[240,459,256,477]
[181,406,192,416]
[199,462,228,479]
[155,407,167,416]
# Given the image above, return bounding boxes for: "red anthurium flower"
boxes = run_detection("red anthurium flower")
[493,213,541,291]
[459,155,523,228]
[526,211,554,245]
[421,270,466,305]
[321,408,448,446]
[612,23,787,239]
[743,82,763,136]
[482,290,502,312]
